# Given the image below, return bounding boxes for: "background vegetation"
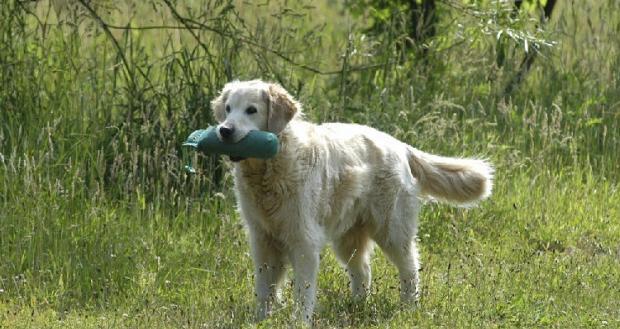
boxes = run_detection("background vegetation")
[1,0,618,327]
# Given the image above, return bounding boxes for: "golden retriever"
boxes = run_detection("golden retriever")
[211,80,493,322]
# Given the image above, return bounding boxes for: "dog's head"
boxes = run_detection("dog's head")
[211,80,300,143]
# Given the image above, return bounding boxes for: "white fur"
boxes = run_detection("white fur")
[210,80,494,323]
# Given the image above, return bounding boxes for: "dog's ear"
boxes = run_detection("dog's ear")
[267,83,299,134]
[211,86,230,123]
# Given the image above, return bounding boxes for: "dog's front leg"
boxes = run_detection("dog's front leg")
[289,242,320,324]
[249,230,287,321]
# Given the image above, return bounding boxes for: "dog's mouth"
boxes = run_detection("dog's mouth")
[229,156,247,162]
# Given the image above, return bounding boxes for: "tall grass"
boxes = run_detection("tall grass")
[1,0,619,327]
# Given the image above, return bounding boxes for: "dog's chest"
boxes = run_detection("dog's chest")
[235,159,305,233]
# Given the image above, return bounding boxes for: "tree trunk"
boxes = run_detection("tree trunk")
[502,0,558,97]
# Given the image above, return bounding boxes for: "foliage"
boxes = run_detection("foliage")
[1,0,619,327]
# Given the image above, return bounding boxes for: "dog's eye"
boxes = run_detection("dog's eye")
[225,105,231,113]
[246,106,257,114]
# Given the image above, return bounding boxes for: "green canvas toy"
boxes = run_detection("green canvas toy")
[183,126,279,173]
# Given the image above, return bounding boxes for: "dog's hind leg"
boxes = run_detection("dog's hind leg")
[374,190,421,304]
[333,224,374,300]
[377,237,421,303]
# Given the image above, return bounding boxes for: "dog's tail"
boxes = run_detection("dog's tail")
[407,147,493,206]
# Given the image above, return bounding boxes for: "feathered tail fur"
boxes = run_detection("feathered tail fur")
[407,147,494,206]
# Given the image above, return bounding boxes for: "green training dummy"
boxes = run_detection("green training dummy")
[183,126,279,173]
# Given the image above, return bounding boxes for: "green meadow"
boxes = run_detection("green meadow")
[1,0,618,327]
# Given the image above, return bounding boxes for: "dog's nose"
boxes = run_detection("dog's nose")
[219,126,234,139]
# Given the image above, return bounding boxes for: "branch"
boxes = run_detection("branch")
[75,0,159,95]
[104,22,397,76]
[74,0,135,88]
[96,24,191,31]
[158,0,394,76]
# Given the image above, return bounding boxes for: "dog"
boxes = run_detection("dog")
[211,80,493,322]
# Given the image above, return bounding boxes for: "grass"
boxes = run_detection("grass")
[1,0,619,328]
[2,167,618,328]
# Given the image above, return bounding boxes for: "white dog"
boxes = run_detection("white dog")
[211,80,493,322]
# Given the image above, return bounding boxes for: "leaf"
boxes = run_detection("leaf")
[586,118,603,126]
